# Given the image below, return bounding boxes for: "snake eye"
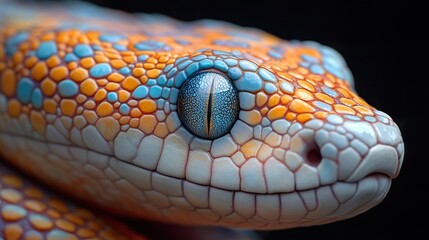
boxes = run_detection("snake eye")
[178,72,239,140]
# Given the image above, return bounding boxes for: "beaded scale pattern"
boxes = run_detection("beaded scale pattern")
[0,2,404,239]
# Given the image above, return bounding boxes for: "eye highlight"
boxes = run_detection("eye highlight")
[178,72,239,140]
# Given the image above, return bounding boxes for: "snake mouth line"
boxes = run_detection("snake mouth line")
[0,131,391,196]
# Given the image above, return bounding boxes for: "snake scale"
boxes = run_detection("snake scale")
[0,1,404,239]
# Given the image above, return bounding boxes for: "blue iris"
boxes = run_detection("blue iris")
[178,72,239,139]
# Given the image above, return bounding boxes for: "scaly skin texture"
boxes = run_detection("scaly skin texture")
[0,1,404,238]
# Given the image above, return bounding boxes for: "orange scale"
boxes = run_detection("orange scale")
[94,55,109,63]
[120,51,136,56]
[315,93,334,104]
[0,189,23,203]
[118,90,130,103]
[70,68,89,82]
[1,68,16,97]
[67,38,79,47]
[57,33,69,43]
[297,113,314,123]
[97,79,108,86]
[55,52,65,62]
[337,88,352,98]
[267,106,287,120]
[41,79,57,96]
[67,62,78,71]
[132,68,145,77]
[140,76,148,84]
[94,89,107,102]
[156,63,166,69]
[256,92,268,108]
[267,94,280,108]
[339,98,356,106]
[285,112,296,121]
[289,99,315,113]
[348,90,359,98]
[353,106,374,116]
[146,57,158,64]
[49,66,68,82]
[297,80,316,92]
[105,82,120,91]
[123,55,137,63]
[80,57,95,69]
[24,56,38,68]
[110,59,126,69]
[119,116,131,125]
[314,111,329,119]
[112,112,121,120]
[31,62,49,81]
[106,52,122,60]
[323,80,335,89]
[334,104,356,115]
[277,72,294,82]
[107,73,125,82]
[307,74,323,82]
[159,56,169,63]
[130,108,142,118]
[297,67,309,75]
[77,35,89,44]
[101,42,112,48]
[86,32,99,43]
[294,89,314,101]
[80,79,98,97]
[122,76,140,91]
[43,99,57,114]
[96,102,114,117]
[61,100,77,117]
[280,95,293,105]
[138,99,157,113]
[260,107,268,116]
[143,63,155,69]
[8,100,21,118]
[354,97,372,108]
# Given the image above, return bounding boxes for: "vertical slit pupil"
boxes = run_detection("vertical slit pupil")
[207,77,215,136]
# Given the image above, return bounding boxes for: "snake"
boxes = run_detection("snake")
[0,1,405,239]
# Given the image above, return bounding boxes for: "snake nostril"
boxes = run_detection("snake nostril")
[306,146,322,167]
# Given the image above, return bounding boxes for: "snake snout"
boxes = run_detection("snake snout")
[310,112,404,183]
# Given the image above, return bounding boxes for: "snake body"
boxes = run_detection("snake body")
[0,1,404,239]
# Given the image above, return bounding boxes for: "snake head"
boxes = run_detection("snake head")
[164,38,404,229]
[0,4,404,231]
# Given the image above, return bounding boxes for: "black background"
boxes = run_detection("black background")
[41,0,429,239]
